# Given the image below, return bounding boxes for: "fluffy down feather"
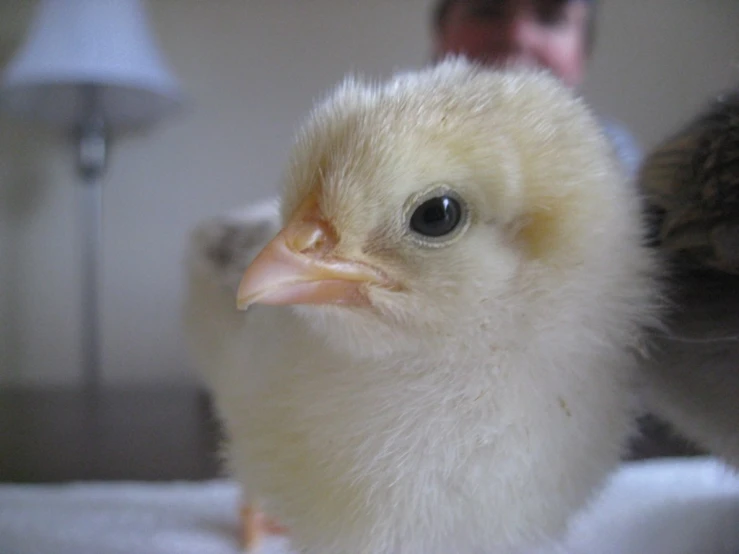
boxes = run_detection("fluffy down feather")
[638,88,739,470]
[184,198,280,390]
[184,58,662,554]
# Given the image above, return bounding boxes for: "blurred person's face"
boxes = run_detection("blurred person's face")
[433,0,589,89]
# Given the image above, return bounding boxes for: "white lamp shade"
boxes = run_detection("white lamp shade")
[0,0,184,130]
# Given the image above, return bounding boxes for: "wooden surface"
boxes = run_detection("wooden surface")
[0,386,223,483]
[0,387,703,484]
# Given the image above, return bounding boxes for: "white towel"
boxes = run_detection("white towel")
[1,457,738,554]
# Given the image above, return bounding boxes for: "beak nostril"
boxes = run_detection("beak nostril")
[289,221,337,255]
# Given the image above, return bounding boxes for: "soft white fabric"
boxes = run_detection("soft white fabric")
[558,457,739,554]
[1,457,737,554]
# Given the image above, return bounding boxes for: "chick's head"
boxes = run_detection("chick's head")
[238,58,652,356]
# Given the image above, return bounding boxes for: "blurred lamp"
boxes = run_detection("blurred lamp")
[0,0,184,390]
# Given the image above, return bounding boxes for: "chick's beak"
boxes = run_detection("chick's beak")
[237,193,389,310]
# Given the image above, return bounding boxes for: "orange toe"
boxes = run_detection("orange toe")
[241,503,289,551]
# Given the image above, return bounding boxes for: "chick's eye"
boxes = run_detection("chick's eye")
[410,195,462,238]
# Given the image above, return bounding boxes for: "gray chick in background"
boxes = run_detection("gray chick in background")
[638,88,739,469]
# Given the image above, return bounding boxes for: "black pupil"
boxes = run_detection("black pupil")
[410,196,462,238]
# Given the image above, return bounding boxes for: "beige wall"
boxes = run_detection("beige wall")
[581,0,739,149]
[1,0,738,387]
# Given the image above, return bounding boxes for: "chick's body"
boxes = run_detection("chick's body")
[638,89,739,468]
[186,59,661,554]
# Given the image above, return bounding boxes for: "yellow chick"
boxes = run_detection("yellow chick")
[186,58,662,554]
[185,199,280,386]
[184,199,286,548]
